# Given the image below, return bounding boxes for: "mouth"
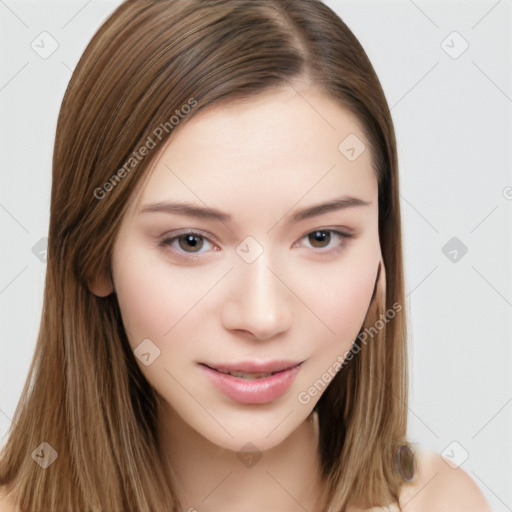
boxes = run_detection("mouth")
[213,369,281,379]
[200,360,303,380]
[198,360,304,404]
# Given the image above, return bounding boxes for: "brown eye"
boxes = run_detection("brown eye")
[159,231,216,258]
[308,230,331,248]
[298,229,352,254]
[177,234,204,252]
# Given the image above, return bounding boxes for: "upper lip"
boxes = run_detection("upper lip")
[201,360,303,373]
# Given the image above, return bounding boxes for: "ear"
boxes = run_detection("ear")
[88,266,114,297]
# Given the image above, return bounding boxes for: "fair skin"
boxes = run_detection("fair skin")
[0,86,491,512]
[109,84,380,511]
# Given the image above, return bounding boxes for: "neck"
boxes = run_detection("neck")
[157,405,323,512]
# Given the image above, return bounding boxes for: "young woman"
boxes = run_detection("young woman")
[0,1,491,511]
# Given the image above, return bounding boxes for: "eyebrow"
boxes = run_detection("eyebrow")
[139,195,371,224]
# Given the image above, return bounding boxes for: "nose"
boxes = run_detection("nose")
[221,253,294,341]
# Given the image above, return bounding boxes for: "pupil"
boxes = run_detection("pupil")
[310,231,330,248]
[179,234,203,252]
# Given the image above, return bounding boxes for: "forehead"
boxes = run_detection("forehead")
[130,86,377,221]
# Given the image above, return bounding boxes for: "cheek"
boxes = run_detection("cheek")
[111,245,207,397]
[316,256,377,321]
[112,243,184,348]
[112,243,225,350]
[295,246,380,356]
[290,248,380,403]
[113,273,166,347]
[327,262,377,337]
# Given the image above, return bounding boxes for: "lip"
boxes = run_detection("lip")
[199,360,303,405]
[204,359,302,374]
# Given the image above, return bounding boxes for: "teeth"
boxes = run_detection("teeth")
[217,368,276,379]
[230,371,273,379]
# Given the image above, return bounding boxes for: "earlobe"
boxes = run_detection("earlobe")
[88,268,114,297]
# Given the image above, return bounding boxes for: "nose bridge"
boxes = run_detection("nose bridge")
[222,243,293,339]
[242,252,280,305]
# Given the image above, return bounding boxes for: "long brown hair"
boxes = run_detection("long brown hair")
[0,1,409,510]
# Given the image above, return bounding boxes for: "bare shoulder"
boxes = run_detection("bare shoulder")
[0,485,19,512]
[398,445,492,512]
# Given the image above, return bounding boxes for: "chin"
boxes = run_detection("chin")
[189,401,317,454]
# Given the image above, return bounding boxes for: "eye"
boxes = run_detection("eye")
[297,229,352,253]
[159,228,352,260]
[159,230,217,258]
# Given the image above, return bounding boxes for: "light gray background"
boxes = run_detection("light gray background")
[1,0,511,509]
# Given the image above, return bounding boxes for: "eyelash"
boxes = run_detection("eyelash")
[158,228,353,261]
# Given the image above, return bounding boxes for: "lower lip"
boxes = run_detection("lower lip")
[199,363,302,404]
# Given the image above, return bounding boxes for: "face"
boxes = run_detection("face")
[107,85,381,453]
